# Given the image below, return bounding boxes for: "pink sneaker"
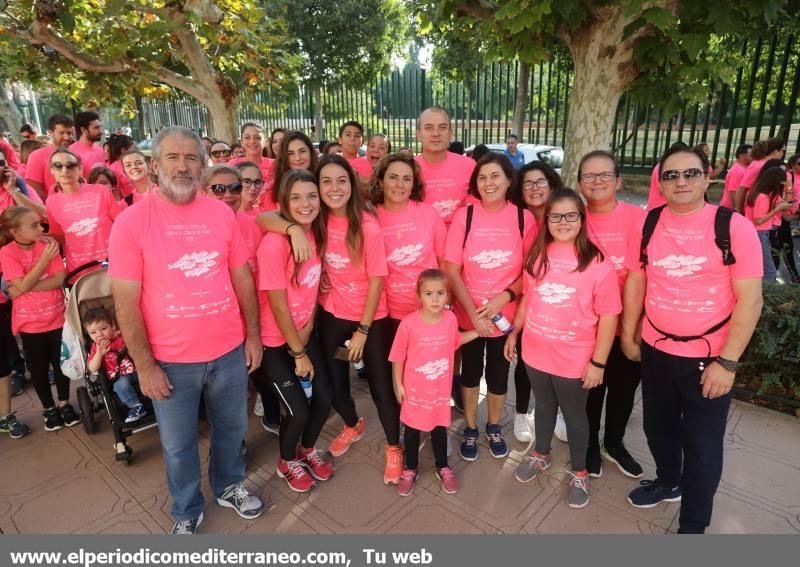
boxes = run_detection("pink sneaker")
[329,417,365,457]
[436,466,460,494]
[396,469,417,497]
[297,446,334,481]
[277,458,316,493]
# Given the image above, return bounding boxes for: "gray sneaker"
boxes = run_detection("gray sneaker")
[567,471,590,508]
[171,512,204,535]
[216,483,266,519]
[514,451,551,483]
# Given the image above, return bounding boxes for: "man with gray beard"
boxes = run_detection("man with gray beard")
[108,127,266,534]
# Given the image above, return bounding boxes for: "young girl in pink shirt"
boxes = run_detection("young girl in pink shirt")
[390,269,477,496]
[744,166,790,283]
[121,150,157,205]
[235,161,267,216]
[229,123,275,205]
[0,206,77,432]
[270,131,319,206]
[504,188,620,509]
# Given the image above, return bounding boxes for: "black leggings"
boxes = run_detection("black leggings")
[404,425,448,470]
[0,302,14,377]
[317,307,399,445]
[460,335,510,395]
[771,220,799,281]
[256,335,333,461]
[514,340,531,413]
[20,328,69,409]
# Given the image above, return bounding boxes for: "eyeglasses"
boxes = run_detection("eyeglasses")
[210,149,231,158]
[660,168,706,183]
[522,179,549,191]
[547,212,581,224]
[51,161,81,171]
[579,171,616,183]
[242,178,265,190]
[208,182,243,195]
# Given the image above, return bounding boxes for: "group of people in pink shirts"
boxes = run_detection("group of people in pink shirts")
[0,107,774,535]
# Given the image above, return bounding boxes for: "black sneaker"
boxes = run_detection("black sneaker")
[43,407,65,431]
[11,373,24,397]
[59,403,81,427]
[0,412,31,439]
[586,445,603,478]
[627,480,681,509]
[171,512,204,535]
[601,443,643,478]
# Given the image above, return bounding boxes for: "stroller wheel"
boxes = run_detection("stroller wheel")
[77,386,96,434]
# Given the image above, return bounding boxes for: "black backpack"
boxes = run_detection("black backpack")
[463,204,525,248]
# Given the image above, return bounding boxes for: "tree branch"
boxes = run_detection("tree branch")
[28,20,129,73]
[153,65,211,103]
[168,7,219,89]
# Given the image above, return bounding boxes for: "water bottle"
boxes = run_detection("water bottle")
[482,299,513,335]
[299,375,313,399]
[344,340,366,372]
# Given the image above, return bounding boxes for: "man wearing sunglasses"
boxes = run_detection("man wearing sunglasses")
[621,145,763,533]
[109,127,267,534]
[209,141,232,165]
[25,113,75,201]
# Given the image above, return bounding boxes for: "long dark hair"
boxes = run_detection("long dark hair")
[277,169,326,284]
[468,153,516,200]
[509,160,563,208]
[315,154,373,263]
[525,188,603,281]
[746,166,786,209]
[107,134,134,164]
[369,152,425,205]
[272,131,318,203]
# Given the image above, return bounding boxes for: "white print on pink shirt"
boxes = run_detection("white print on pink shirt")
[387,244,424,266]
[651,254,708,277]
[469,249,512,269]
[534,282,576,304]
[167,251,220,278]
[432,199,461,218]
[414,358,450,381]
[609,256,625,271]
[66,217,100,237]
[325,252,350,270]
[302,263,322,288]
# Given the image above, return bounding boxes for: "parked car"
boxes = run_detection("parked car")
[465,143,564,174]
[136,138,153,157]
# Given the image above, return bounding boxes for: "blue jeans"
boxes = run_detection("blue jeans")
[758,230,777,282]
[153,344,248,521]
[112,372,142,408]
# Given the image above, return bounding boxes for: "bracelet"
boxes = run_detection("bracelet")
[285,223,298,235]
[287,346,306,358]
[590,359,606,369]
[504,287,517,302]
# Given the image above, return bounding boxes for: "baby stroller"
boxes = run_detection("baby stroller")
[64,261,157,465]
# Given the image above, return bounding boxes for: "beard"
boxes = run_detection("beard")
[157,170,199,205]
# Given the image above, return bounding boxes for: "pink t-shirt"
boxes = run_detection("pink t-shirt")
[108,194,249,363]
[25,145,56,196]
[0,139,20,170]
[521,243,621,378]
[586,201,647,291]
[626,204,762,358]
[720,161,747,208]
[236,211,263,274]
[69,140,106,177]
[131,185,158,205]
[444,203,535,336]
[376,201,447,320]
[744,193,780,231]
[0,240,66,334]
[347,156,373,180]
[388,309,462,431]
[321,212,389,321]
[739,159,766,193]
[257,231,321,347]
[45,184,121,276]
[229,156,276,204]
[415,152,476,223]
[108,160,134,198]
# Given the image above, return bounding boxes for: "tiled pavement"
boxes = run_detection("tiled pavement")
[1,367,799,535]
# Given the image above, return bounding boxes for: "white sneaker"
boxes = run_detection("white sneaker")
[514,412,531,443]
[253,394,264,417]
[554,409,568,443]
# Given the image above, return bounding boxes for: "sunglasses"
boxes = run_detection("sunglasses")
[547,212,581,224]
[211,149,231,158]
[242,178,265,189]
[209,182,243,195]
[660,168,705,183]
[51,161,81,171]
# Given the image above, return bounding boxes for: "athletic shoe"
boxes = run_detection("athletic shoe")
[384,445,404,485]
[297,446,334,481]
[601,443,643,478]
[216,483,267,519]
[277,458,316,493]
[59,403,81,427]
[260,415,279,436]
[436,467,460,494]
[567,470,591,508]
[587,445,603,478]
[11,372,24,397]
[485,423,508,458]
[124,404,146,424]
[514,451,551,483]
[0,412,31,439]
[43,407,64,431]
[451,375,464,413]
[553,410,568,442]
[459,427,479,461]
[627,480,681,509]
[513,412,531,443]
[396,469,417,497]
[171,512,204,535]
[328,417,365,457]
[253,394,264,417]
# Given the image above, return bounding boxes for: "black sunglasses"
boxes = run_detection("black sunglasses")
[211,149,231,158]
[209,182,243,195]
[51,161,81,171]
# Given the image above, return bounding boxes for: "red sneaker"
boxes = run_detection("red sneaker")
[396,469,417,497]
[329,417,365,457]
[436,466,460,494]
[277,458,316,493]
[384,445,404,485]
[297,446,334,481]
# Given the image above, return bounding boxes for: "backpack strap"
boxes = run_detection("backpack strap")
[517,205,524,239]
[462,204,474,248]
[714,206,737,266]
[639,205,666,269]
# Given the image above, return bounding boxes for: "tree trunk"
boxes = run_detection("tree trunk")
[0,82,24,136]
[206,98,238,144]
[313,85,324,141]
[512,62,530,140]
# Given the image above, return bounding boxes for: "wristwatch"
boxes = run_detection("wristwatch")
[356,324,371,336]
[504,287,517,302]
[715,356,739,373]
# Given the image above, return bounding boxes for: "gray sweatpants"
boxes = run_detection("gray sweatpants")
[526,364,589,471]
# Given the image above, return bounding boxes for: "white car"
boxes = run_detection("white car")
[466,143,564,174]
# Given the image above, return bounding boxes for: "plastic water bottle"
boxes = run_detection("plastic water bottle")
[299,376,313,399]
[482,299,513,335]
[344,340,366,372]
